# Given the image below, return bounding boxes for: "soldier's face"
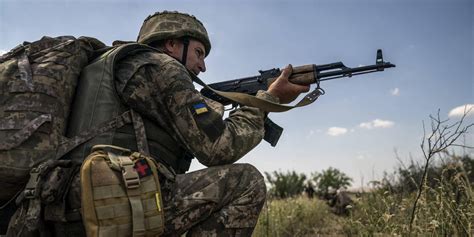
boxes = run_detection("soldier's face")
[165,39,207,76]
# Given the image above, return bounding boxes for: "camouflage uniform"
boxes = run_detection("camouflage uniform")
[4,11,277,236]
[112,49,277,235]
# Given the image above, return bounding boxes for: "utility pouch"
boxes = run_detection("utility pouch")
[80,145,164,237]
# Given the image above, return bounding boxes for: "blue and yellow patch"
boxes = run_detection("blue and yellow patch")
[192,102,208,115]
[190,100,225,142]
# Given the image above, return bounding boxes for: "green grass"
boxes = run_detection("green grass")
[253,196,346,237]
[254,155,474,236]
[254,181,473,236]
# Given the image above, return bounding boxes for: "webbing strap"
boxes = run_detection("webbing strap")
[96,215,163,237]
[96,202,130,220]
[145,215,164,230]
[95,198,157,220]
[92,177,156,200]
[92,184,126,200]
[118,156,145,237]
[98,223,131,237]
[55,110,134,160]
[191,74,324,112]
[17,51,33,89]
[0,114,51,150]
[130,110,150,156]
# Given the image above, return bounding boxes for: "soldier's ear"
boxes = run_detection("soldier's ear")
[163,39,184,61]
[164,39,180,53]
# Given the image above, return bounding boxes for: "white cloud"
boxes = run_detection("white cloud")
[327,127,348,136]
[0,50,7,56]
[390,88,400,96]
[359,119,395,129]
[448,104,474,117]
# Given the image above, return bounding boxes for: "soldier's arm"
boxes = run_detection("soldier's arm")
[116,54,278,166]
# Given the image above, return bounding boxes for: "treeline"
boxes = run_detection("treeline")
[264,167,352,199]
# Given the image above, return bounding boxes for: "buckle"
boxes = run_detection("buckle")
[24,168,40,199]
[119,157,140,189]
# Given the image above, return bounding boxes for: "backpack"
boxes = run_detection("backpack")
[1,39,169,236]
[0,36,106,204]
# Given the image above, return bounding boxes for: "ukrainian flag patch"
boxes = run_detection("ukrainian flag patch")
[192,102,208,115]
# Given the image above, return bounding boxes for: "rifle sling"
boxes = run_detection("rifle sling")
[191,74,324,113]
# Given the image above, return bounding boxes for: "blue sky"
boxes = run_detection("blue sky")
[1,0,472,188]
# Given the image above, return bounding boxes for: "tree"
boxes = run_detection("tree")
[264,170,307,199]
[408,108,473,234]
[312,167,352,195]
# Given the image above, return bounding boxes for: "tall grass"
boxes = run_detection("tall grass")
[254,156,474,236]
[253,196,345,237]
[346,159,473,236]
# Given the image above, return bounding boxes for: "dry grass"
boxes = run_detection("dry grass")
[254,165,473,236]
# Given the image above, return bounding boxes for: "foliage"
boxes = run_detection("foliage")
[382,154,474,194]
[311,167,352,195]
[254,155,474,236]
[345,154,473,236]
[264,170,307,199]
[253,196,345,237]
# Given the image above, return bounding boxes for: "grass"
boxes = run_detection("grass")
[253,162,473,236]
[253,196,346,237]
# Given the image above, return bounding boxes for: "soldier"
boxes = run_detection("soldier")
[8,11,309,236]
[124,12,309,236]
[326,189,353,216]
[304,183,316,199]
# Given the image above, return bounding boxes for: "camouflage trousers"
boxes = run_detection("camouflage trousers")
[161,163,267,236]
[37,163,266,237]
[6,162,266,237]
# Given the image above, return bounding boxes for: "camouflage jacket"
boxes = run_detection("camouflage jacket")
[115,50,279,167]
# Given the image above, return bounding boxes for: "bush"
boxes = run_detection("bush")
[253,196,345,237]
[345,154,474,236]
[264,170,307,199]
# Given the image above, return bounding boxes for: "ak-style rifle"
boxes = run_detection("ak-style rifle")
[199,49,396,146]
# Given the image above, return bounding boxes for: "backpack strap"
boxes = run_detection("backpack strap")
[130,110,150,156]
[0,114,52,150]
[55,110,134,160]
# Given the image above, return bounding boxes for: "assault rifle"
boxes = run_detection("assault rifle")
[199,49,396,146]
[201,49,395,106]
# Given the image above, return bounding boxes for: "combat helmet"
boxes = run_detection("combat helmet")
[138,11,211,56]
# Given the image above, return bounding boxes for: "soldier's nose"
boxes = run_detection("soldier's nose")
[199,61,206,72]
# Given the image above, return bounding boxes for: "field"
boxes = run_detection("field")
[253,190,473,236]
[253,155,474,236]
[253,111,474,236]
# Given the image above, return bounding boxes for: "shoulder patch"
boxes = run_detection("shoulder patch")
[190,101,225,142]
[191,102,209,115]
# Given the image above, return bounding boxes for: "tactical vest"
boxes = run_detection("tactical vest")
[67,43,193,174]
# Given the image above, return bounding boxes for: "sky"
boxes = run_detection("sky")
[1,0,473,188]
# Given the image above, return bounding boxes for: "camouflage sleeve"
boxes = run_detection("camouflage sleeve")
[116,52,279,166]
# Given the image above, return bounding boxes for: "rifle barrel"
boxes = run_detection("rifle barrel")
[318,62,395,81]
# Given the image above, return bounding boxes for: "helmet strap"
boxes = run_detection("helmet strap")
[181,37,190,66]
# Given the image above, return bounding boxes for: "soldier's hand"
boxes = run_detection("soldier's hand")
[267,64,310,104]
